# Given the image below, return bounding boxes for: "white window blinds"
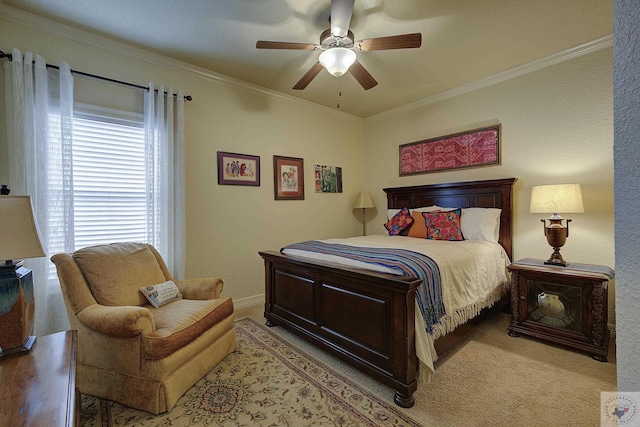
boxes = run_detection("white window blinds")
[71,105,147,248]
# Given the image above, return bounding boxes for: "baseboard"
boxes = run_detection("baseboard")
[233,293,264,311]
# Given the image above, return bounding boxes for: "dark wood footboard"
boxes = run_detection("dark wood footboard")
[259,250,422,407]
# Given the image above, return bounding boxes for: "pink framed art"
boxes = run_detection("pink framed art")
[399,125,500,176]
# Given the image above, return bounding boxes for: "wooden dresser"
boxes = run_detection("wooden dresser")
[0,330,78,426]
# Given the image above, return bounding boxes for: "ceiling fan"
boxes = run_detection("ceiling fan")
[256,0,422,91]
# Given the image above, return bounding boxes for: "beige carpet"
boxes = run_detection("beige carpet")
[81,310,617,426]
[261,309,617,427]
[407,312,616,426]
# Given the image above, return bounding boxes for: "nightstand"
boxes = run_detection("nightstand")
[507,258,613,361]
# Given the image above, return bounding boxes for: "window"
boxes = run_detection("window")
[44,105,149,282]
[71,104,147,249]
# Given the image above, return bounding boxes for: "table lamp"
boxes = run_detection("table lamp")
[530,184,584,267]
[0,195,46,359]
[353,192,376,236]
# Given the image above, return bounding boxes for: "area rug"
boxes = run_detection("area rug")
[79,317,422,426]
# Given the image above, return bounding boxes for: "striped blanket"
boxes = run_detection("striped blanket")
[281,240,446,333]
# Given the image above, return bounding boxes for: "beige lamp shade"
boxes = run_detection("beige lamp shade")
[0,196,46,262]
[353,192,376,209]
[530,184,584,216]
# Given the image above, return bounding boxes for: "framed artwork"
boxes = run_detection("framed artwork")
[399,124,501,176]
[314,165,343,193]
[274,155,304,200]
[217,151,260,186]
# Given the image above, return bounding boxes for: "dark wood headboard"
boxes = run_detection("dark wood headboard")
[383,178,517,261]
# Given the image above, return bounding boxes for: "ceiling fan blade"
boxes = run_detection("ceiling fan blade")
[356,33,422,51]
[349,60,378,90]
[330,0,355,37]
[256,41,318,50]
[293,62,324,90]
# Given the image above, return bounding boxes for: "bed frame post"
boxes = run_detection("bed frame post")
[392,285,418,407]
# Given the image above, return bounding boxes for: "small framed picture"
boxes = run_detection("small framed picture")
[314,165,343,193]
[217,151,260,186]
[273,155,304,200]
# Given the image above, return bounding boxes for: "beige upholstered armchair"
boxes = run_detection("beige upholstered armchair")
[51,242,237,414]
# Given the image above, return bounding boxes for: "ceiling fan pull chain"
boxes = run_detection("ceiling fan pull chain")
[337,77,342,109]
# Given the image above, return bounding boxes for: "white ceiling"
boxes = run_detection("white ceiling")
[3,0,613,117]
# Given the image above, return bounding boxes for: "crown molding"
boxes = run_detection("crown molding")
[365,34,613,122]
[0,1,360,122]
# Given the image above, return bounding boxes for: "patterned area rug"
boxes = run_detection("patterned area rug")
[80,318,421,426]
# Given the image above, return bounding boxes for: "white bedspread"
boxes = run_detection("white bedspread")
[282,235,511,373]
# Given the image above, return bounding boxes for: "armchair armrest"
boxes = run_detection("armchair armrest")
[175,277,223,300]
[76,304,155,337]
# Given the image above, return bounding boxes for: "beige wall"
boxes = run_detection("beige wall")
[0,16,365,307]
[363,48,614,268]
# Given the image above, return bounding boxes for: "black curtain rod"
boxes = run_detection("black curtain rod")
[0,50,192,101]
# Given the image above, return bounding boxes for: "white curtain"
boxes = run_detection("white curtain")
[4,53,186,334]
[144,83,186,278]
[3,48,74,335]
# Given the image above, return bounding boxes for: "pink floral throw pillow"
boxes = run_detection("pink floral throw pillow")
[422,209,464,240]
[384,207,414,236]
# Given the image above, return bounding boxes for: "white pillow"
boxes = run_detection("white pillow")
[139,280,183,308]
[386,205,438,221]
[460,208,502,242]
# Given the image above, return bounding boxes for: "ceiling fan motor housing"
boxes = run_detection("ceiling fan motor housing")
[320,28,355,49]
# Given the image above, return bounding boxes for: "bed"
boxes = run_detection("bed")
[259,178,516,407]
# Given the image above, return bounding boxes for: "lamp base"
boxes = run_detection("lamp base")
[0,335,36,360]
[542,218,571,267]
[544,250,569,267]
[0,262,36,359]
[362,208,367,236]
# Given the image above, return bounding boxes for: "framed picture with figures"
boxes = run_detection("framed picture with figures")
[273,155,304,200]
[217,151,260,186]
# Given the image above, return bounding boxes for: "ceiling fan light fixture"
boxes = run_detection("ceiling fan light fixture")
[319,47,356,77]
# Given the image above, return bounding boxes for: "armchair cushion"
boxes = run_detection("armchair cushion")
[145,297,234,359]
[74,242,167,306]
